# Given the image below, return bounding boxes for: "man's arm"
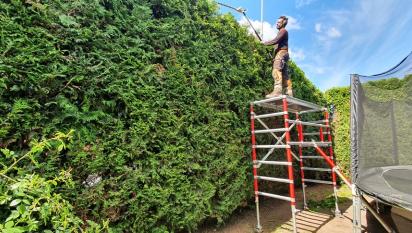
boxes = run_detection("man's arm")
[263,29,286,46]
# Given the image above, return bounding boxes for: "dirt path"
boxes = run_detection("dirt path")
[198,185,412,233]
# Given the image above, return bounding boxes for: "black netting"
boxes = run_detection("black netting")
[351,51,412,211]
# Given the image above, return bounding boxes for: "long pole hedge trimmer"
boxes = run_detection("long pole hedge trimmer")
[217,2,262,41]
[217,2,273,60]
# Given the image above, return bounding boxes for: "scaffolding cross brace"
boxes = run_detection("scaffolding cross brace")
[250,95,342,233]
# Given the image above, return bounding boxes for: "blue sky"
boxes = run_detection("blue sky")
[217,0,412,91]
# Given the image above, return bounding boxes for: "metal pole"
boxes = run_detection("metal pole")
[260,0,263,39]
[325,112,334,160]
[324,111,341,216]
[283,98,297,233]
[217,2,263,41]
[314,146,351,186]
[250,104,262,232]
[350,73,362,233]
[296,113,307,209]
[352,186,362,233]
[314,145,397,233]
[217,2,241,12]
[241,11,263,41]
[360,195,397,233]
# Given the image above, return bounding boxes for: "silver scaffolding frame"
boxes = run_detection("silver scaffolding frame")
[250,95,341,233]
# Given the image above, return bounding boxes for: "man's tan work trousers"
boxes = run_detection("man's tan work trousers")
[269,49,292,96]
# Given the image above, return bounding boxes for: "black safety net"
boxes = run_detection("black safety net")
[351,52,412,210]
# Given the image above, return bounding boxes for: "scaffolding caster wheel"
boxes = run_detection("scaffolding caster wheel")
[254,225,263,233]
[334,209,342,217]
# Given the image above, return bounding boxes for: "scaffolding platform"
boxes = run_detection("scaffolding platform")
[253,95,326,113]
[250,95,342,233]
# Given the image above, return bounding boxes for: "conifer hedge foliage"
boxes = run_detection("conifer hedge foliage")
[325,87,351,176]
[1,0,325,232]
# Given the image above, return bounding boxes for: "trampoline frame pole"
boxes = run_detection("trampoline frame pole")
[296,113,308,209]
[314,146,397,233]
[283,98,297,233]
[250,104,262,232]
[360,195,397,233]
[352,185,362,233]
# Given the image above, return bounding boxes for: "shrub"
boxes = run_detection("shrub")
[0,0,325,231]
[0,131,109,232]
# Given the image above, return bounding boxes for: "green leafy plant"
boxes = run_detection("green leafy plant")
[307,185,352,212]
[0,0,326,232]
[0,131,109,232]
[325,87,351,177]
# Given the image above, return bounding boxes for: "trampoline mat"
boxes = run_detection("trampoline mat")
[358,165,412,211]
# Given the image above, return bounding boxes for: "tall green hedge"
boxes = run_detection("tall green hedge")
[325,87,351,177]
[0,0,325,232]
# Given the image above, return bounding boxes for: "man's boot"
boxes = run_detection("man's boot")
[265,85,282,98]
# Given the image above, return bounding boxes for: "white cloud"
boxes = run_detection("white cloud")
[298,62,347,91]
[318,71,348,91]
[300,63,326,75]
[317,0,412,83]
[297,0,412,90]
[238,15,301,41]
[238,17,276,41]
[296,0,317,8]
[326,27,342,38]
[289,48,306,62]
[285,16,301,30]
[315,26,341,41]
[315,23,322,33]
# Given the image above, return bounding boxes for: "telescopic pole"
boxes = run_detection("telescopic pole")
[217,2,262,41]
[217,2,272,60]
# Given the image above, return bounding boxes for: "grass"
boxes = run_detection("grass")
[307,185,352,212]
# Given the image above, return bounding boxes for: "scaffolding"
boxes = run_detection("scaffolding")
[250,95,346,233]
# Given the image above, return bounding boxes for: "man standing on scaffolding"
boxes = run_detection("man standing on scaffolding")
[262,16,292,98]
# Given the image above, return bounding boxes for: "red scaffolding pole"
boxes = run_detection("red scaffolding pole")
[282,98,297,232]
[249,95,397,233]
[250,103,262,231]
[250,95,341,233]
[296,113,308,209]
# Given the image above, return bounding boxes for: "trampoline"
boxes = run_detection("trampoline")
[358,166,412,211]
[351,51,412,211]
